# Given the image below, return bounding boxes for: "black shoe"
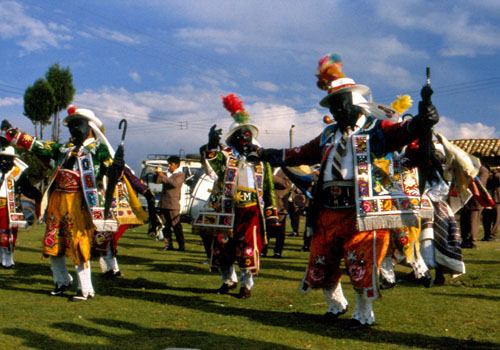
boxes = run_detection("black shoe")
[422,274,434,288]
[238,286,251,299]
[402,272,417,282]
[178,246,185,252]
[215,283,237,294]
[433,274,445,286]
[380,278,396,290]
[321,307,347,323]
[346,319,370,330]
[300,246,309,252]
[481,237,494,242]
[461,242,476,249]
[272,252,281,258]
[163,246,174,251]
[287,232,299,237]
[50,283,70,296]
[2,264,13,269]
[102,270,121,279]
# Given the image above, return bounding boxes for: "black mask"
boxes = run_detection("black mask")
[0,156,14,173]
[68,118,91,147]
[328,92,361,131]
[229,127,255,156]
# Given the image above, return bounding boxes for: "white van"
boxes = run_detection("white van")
[137,154,214,223]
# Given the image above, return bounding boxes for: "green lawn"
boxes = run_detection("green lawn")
[1,223,499,350]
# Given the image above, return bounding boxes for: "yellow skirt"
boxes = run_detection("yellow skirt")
[43,190,95,266]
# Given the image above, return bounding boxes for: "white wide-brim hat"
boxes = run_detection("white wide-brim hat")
[0,146,18,157]
[62,107,103,130]
[320,77,371,108]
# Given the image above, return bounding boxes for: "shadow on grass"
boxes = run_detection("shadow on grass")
[4,313,498,350]
[12,245,43,254]
[429,290,500,302]
[3,320,302,350]
[85,282,500,350]
[463,259,500,265]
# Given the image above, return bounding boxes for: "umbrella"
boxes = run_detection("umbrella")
[104,119,127,218]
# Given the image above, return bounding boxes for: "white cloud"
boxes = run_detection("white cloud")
[372,1,500,57]
[0,96,22,107]
[86,27,139,44]
[129,72,141,83]
[253,81,279,92]
[0,1,72,53]
[435,116,498,139]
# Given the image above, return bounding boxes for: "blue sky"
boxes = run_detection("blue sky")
[1,0,499,171]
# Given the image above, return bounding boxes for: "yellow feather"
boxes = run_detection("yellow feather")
[390,94,413,114]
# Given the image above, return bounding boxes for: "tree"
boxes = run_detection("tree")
[23,79,55,139]
[45,63,75,142]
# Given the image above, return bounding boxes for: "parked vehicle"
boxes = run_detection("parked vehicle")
[137,154,214,223]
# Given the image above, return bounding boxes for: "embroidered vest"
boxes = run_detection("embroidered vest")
[352,134,433,231]
[193,152,265,237]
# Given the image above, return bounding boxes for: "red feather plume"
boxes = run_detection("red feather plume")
[221,93,245,115]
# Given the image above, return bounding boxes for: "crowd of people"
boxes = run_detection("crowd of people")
[1,53,498,330]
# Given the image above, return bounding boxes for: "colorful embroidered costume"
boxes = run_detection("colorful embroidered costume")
[5,107,148,299]
[200,147,277,275]
[0,147,41,268]
[259,54,440,326]
[195,94,277,298]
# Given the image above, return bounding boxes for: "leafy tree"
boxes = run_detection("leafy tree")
[45,63,75,142]
[23,79,55,139]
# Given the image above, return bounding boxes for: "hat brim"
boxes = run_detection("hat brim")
[319,84,371,108]
[0,147,18,157]
[62,113,90,126]
[225,124,259,145]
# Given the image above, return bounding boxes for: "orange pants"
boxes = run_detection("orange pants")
[303,208,389,299]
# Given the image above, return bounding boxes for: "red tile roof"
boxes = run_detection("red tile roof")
[450,138,500,157]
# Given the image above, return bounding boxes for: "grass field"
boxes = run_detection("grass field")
[1,223,500,350]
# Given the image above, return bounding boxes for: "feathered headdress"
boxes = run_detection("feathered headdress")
[315,53,371,108]
[315,54,345,91]
[221,93,259,143]
[222,93,250,124]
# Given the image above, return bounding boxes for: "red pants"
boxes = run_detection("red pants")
[211,204,264,274]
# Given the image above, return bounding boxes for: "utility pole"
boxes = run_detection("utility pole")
[289,124,295,148]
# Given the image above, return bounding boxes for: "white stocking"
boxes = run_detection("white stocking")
[99,246,119,273]
[221,265,238,284]
[239,269,254,290]
[1,247,14,267]
[351,289,375,325]
[410,254,430,279]
[75,262,95,298]
[50,256,73,288]
[323,282,348,314]
[379,256,396,284]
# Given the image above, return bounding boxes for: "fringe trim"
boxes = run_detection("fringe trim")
[357,214,419,231]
